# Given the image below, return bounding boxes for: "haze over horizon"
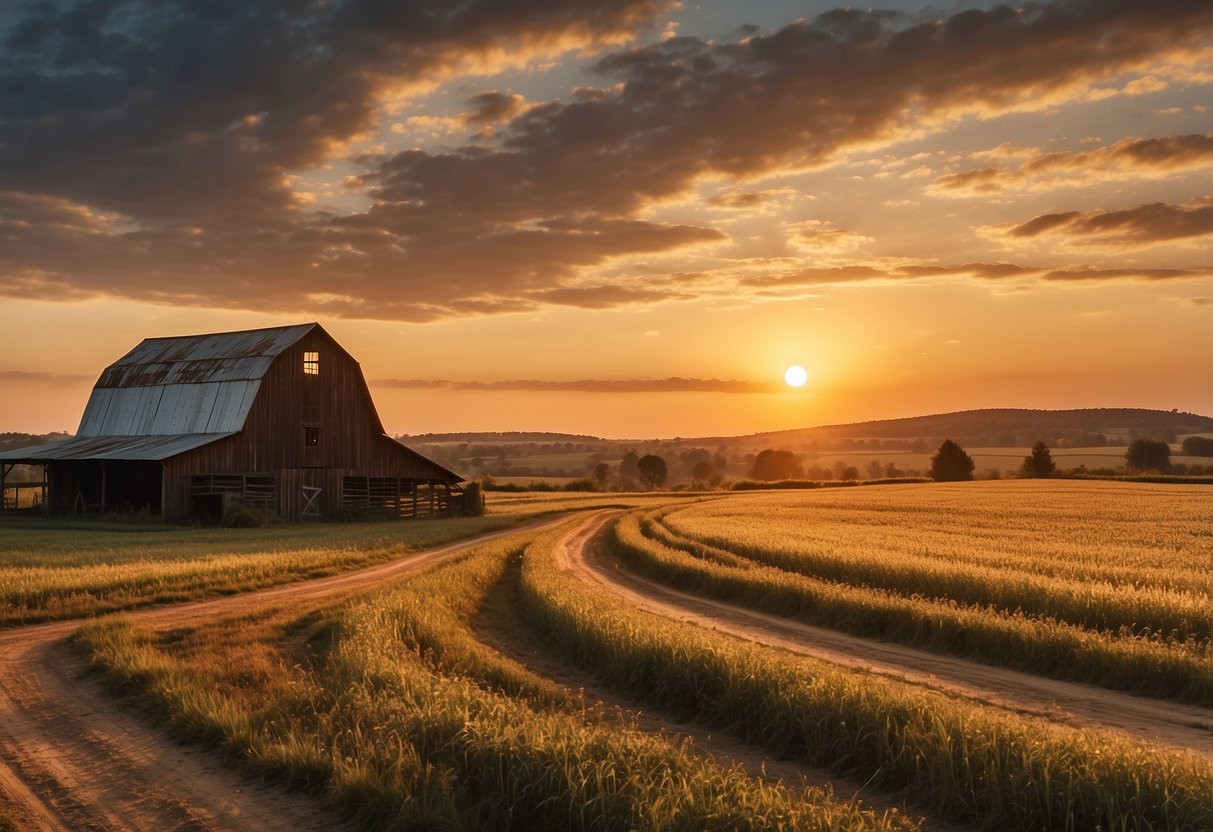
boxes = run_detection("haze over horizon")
[2,0,1210,437]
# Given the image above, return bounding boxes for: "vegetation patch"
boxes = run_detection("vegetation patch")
[516,523,1213,831]
[76,528,907,832]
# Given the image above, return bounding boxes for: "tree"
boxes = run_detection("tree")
[750,449,803,481]
[1181,435,1213,457]
[1020,441,1056,478]
[636,454,668,490]
[929,439,975,482]
[591,462,611,489]
[691,460,713,483]
[1125,439,1171,472]
[866,460,883,480]
[619,451,640,479]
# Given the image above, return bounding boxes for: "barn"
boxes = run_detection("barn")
[0,323,465,522]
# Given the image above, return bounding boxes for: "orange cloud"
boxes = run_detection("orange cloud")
[1006,200,1213,248]
[931,134,1213,195]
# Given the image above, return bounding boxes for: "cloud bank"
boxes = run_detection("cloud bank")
[1,0,1211,319]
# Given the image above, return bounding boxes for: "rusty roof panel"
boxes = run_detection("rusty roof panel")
[109,324,315,370]
[0,433,234,462]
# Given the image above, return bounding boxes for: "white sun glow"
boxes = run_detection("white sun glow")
[784,364,808,387]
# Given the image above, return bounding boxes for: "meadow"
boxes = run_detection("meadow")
[5,479,1211,830]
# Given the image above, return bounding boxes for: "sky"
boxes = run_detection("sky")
[0,0,1210,439]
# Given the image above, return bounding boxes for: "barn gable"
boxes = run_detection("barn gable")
[1,323,463,522]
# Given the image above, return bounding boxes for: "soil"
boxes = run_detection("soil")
[0,518,565,832]
[0,510,1207,831]
[556,513,1213,759]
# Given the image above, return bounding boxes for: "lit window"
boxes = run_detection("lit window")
[304,427,319,447]
[303,351,319,375]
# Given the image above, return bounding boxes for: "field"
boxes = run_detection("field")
[1,480,1210,830]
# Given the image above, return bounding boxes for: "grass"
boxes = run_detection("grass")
[516,521,1213,832]
[660,481,1212,639]
[612,507,1212,704]
[77,528,908,832]
[0,515,526,624]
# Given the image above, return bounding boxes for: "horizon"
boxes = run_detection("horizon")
[1,0,1210,437]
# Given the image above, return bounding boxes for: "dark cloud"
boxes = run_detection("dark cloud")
[370,377,784,393]
[1,0,1211,319]
[1008,201,1213,246]
[1188,297,1210,306]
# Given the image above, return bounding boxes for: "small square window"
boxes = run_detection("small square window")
[304,427,319,447]
[303,351,319,376]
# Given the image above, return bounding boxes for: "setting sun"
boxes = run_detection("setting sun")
[784,365,808,388]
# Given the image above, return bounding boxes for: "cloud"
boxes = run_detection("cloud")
[931,134,1213,195]
[1040,267,1213,282]
[0,370,93,387]
[369,377,785,393]
[739,260,1210,288]
[1,0,1212,319]
[1005,200,1213,247]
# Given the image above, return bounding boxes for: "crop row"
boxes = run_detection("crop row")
[0,516,517,624]
[77,529,903,832]
[660,488,1212,641]
[516,521,1213,831]
[616,509,1211,704]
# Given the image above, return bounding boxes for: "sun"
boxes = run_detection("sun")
[784,364,808,388]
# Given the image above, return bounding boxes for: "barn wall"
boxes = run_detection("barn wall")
[163,330,457,522]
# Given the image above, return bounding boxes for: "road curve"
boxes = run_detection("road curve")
[556,513,1213,759]
[0,516,568,832]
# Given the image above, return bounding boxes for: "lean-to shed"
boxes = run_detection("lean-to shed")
[0,323,464,522]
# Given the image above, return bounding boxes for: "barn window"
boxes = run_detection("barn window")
[303,351,319,375]
[304,426,319,447]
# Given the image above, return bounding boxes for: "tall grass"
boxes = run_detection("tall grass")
[517,523,1213,832]
[77,529,907,832]
[659,484,1212,640]
[0,516,520,624]
[614,509,1212,704]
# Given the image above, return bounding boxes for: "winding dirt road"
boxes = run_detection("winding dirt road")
[1,510,1208,832]
[556,513,1213,758]
[0,518,567,832]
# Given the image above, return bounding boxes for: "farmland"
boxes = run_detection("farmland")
[1,480,1210,830]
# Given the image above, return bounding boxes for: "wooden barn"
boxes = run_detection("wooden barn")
[0,323,465,522]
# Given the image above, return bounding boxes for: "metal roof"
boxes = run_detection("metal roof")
[0,433,235,462]
[77,323,317,437]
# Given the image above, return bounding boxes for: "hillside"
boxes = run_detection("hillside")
[401,408,1211,447]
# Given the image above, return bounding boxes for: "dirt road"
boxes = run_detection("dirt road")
[1,510,1208,832]
[556,513,1213,758]
[0,518,566,832]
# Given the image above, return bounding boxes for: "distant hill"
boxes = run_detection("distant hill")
[402,408,1211,447]
[723,408,1213,444]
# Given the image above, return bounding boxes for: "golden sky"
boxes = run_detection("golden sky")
[1,0,1210,438]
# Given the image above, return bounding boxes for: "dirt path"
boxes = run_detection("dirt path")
[558,513,1213,759]
[468,558,964,832]
[0,517,566,832]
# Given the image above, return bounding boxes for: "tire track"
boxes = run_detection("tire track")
[557,513,1213,758]
[0,517,567,832]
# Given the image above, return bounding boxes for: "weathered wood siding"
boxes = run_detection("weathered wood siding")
[162,330,456,521]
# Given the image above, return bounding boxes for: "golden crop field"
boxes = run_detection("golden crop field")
[613,481,1212,703]
[9,481,1213,831]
